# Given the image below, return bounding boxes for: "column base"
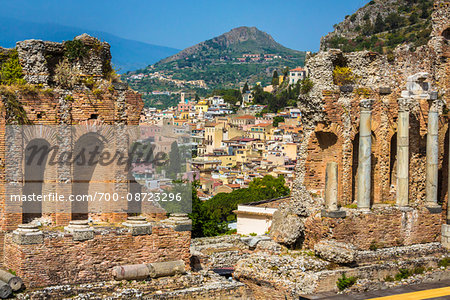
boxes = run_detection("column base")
[396,205,413,212]
[441,224,450,250]
[426,205,442,214]
[321,209,346,218]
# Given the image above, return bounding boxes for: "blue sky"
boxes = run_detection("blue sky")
[0,0,369,51]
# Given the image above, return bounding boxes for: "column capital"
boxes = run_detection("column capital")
[398,98,411,112]
[429,99,440,112]
[359,99,374,111]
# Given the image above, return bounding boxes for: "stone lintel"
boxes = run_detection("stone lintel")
[379,87,392,95]
[321,209,346,218]
[426,206,443,214]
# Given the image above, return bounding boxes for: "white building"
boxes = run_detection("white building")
[242,92,253,107]
[234,197,290,235]
[289,67,306,85]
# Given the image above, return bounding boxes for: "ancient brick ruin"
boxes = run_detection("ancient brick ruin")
[271,0,450,251]
[0,34,191,287]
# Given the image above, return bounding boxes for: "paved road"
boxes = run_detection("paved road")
[299,280,450,300]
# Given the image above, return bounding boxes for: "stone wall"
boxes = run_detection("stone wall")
[302,89,449,207]
[15,34,111,86]
[0,88,143,231]
[272,0,450,249]
[303,207,442,250]
[3,224,190,288]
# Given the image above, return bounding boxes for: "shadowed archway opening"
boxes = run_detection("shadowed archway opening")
[72,133,105,220]
[443,27,450,40]
[23,138,50,223]
[352,132,359,203]
[316,131,338,150]
[389,132,398,195]
[438,129,449,206]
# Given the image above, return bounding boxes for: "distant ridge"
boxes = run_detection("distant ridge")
[0,17,179,72]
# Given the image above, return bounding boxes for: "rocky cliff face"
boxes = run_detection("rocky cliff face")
[321,0,434,52]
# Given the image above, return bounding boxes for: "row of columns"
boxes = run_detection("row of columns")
[323,97,445,216]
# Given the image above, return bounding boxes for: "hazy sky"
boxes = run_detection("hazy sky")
[0,0,369,51]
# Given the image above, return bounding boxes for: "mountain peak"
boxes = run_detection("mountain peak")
[158,26,291,64]
[208,26,277,47]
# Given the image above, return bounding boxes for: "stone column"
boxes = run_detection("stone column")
[397,98,410,207]
[357,99,373,210]
[425,101,442,213]
[321,162,346,218]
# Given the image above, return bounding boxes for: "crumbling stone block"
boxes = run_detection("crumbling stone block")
[314,240,356,264]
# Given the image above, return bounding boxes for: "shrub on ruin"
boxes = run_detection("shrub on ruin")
[64,39,88,61]
[384,275,394,282]
[412,266,425,275]
[395,268,412,280]
[355,87,371,97]
[369,240,381,251]
[438,257,450,268]
[54,58,80,89]
[333,66,355,86]
[0,86,30,124]
[0,50,26,86]
[300,77,314,94]
[102,59,120,83]
[93,88,104,97]
[337,273,357,291]
[83,76,96,89]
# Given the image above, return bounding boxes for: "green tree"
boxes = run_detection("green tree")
[252,84,265,104]
[374,13,385,33]
[242,82,249,93]
[168,141,181,179]
[0,50,26,86]
[189,182,226,238]
[362,20,374,36]
[272,70,279,86]
[202,175,290,227]
[385,12,404,30]
[273,116,285,127]
[300,77,314,94]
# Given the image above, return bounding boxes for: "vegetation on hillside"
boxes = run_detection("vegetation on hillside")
[252,77,313,113]
[190,175,290,237]
[322,0,434,53]
[124,27,306,108]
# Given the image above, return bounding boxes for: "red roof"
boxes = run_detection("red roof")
[235,115,256,120]
[290,67,305,72]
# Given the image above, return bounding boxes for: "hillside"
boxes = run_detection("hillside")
[320,0,434,53]
[0,17,179,72]
[124,27,306,108]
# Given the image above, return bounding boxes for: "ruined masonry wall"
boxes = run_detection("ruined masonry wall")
[303,207,442,250]
[3,225,190,287]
